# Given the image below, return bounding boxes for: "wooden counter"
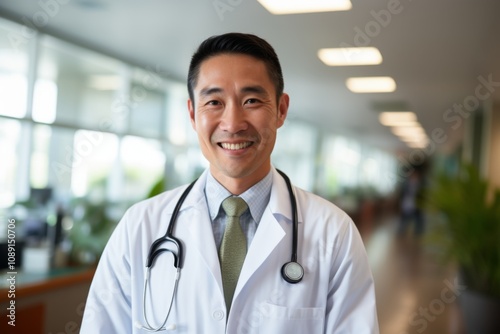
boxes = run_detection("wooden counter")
[0,267,95,333]
[0,267,95,302]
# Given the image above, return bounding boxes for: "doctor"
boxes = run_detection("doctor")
[81,33,379,333]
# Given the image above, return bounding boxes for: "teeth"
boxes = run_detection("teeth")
[221,142,251,150]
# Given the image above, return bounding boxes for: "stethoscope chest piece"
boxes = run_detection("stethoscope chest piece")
[281,261,304,284]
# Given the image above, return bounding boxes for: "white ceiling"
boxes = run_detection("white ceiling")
[1,0,499,153]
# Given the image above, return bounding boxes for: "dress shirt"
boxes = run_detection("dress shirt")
[205,170,273,251]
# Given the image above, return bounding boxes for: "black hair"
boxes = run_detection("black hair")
[187,32,284,104]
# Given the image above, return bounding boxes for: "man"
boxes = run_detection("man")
[81,33,379,333]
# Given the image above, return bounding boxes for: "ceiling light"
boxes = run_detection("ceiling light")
[398,134,428,143]
[346,76,396,93]
[257,0,351,15]
[88,75,122,90]
[379,112,417,126]
[407,141,429,148]
[396,137,429,147]
[391,126,426,138]
[318,47,382,66]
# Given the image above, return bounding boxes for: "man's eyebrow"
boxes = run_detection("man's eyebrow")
[241,85,268,96]
[199,87,223,97]
[198,85,269,97]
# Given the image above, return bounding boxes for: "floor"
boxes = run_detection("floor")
[362,215,466,334]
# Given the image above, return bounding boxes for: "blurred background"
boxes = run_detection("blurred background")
[0,1,499,333]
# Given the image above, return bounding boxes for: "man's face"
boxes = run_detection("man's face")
[188,53,289,191]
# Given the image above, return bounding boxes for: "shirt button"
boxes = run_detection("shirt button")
[212,310,224,321]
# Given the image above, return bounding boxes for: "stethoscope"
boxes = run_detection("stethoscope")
[139,170,304,332]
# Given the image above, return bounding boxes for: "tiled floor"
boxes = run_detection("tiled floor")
[363,216,466,334]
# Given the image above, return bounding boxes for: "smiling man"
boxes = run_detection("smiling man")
[188,52,288,194]
[81,33,379,333]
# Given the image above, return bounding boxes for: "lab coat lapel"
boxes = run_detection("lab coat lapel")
[234,168,291,296]
[176,168,304,306]
[179,171,224,295]
[236,207,285,291]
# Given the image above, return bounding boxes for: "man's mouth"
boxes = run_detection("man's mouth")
[219,142,253,150]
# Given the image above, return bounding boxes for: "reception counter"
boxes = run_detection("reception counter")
[0,267,95,334]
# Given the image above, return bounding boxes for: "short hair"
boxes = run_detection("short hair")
[187,32,284,104]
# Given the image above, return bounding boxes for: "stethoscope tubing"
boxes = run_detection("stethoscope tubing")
[141,268,180,331]
[140,169,303,330]
[276,169,299,263]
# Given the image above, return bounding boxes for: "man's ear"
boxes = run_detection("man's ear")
[188,99,196,130]
[277,93,289,128]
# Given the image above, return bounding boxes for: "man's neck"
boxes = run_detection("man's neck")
[210,166,271,195]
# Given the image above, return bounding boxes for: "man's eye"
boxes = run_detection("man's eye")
[206,100,220,106]
[245,98,259,104]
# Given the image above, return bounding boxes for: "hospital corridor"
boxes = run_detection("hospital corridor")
[364,216,466,334]
[1,1,500,333]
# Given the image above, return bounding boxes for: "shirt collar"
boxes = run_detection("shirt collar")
[205,170,273,224]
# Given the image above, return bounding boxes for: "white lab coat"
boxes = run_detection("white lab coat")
[80,168,379,333]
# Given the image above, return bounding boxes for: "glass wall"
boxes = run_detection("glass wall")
[37,35,124,130]
[0,16,398,267]
[0,19,29,119]
[0,14,399,212]
[120,135,165,201]
[0,19,32,207]
[318,134,397,199]
[0,17,207,267]
[0,119,23,208]
[273,120,318,190]
[0,24,207,212]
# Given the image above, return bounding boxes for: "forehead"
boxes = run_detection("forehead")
[194,53,274,91]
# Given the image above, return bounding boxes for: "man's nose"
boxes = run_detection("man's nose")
[219,103,248,133]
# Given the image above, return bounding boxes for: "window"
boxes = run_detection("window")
[37,35,125,130]
[0,19,29,119]
[166,82,198,146]
[0,119,22,208]
[128,68,166,138]
[70,130,119,199]
[121,136,165,201]
[273,120,318,190]
[32,79,57,124]
[30,124,52,188]
[320,135,397,197]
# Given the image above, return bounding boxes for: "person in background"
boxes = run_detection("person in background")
[398,169,426,236]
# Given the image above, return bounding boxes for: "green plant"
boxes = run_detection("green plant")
[147,177,166,198]
[426,163,500,298]
[69,199,117,265]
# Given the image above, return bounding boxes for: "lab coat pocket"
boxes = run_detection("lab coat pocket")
[258,302,325,334]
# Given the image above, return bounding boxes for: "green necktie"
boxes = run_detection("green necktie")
[219,196,248,313]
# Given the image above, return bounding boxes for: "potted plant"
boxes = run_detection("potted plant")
[426,163,500,332]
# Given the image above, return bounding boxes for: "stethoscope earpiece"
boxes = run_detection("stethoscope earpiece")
[281,261,304,284]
